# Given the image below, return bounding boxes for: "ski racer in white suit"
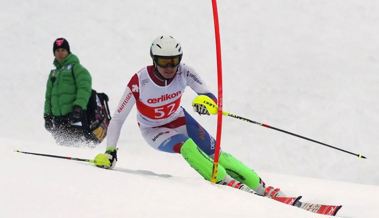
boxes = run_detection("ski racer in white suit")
[94,35,282,198]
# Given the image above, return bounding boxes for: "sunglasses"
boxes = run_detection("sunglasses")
[154,56,181,68]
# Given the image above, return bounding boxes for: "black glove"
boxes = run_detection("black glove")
[44,114,54,131]
[105,147,117,165]
[193,104,210,115]
[69,105,83,123]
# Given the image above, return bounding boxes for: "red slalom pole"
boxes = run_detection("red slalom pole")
[210,0,223,183]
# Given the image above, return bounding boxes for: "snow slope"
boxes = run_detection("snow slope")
[1,0,379,217]
[2,138,379,218]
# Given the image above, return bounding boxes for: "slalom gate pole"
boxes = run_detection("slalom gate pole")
[210,0,224,183]
[15,150,95,163]
[223,112,367,159]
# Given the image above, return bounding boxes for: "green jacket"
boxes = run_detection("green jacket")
[44,54,92,116]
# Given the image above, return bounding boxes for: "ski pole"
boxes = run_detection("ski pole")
[193,95,367,159]
[15,150,95,163]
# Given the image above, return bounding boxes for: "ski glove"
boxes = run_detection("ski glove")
[193,103,210,115]
[94,146,117,169]
[44,114,54,132]
[69,105,83,124]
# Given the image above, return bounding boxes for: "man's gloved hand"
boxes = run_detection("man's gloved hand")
[192,95,218,115]
[69,105,83,123]
[44,114,54,131]
[193,103,210,115]
[94,146,117,169]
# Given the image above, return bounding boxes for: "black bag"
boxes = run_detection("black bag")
[70,65,111,143]
[86,90,111,143]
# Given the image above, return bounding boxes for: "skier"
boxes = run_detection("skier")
[94,35,281,197]
[44,38,96,145]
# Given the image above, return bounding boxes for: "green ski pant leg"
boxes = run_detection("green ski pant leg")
[219,151,261,190]
[180,138,226,182]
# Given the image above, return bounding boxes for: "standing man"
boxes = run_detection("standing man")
[44,38,93,145]
[94,35,281,198]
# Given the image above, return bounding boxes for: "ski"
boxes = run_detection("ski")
[271,196,342,216]
[295,201,342,216]
[217,181,342,216]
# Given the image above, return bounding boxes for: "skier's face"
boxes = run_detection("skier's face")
[156,65,178,79]
[54,48,69,62]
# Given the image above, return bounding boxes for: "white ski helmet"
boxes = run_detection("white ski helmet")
[150,35,183,58]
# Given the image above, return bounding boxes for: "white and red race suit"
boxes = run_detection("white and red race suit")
[107,63,216,152]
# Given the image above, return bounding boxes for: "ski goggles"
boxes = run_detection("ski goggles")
[154,55,182,68]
